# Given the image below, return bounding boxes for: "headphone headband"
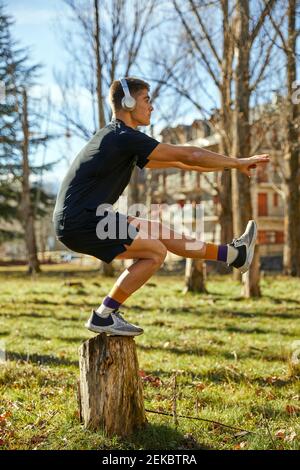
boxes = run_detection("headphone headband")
[119,78,131,99]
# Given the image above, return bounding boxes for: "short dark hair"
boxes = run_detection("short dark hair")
[109,77,150,111]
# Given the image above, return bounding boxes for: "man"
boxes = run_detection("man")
[53,77,270,337]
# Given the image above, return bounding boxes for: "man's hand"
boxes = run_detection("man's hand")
[237,154,270,178]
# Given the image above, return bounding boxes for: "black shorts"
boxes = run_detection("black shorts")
[54,209,140,264]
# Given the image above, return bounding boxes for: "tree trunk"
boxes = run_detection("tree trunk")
[283,0,300,276]
[94,0,105,128]
[185,258,207,293]
[101,262,115,277]
[283,182,300,276]
[231,1,260,295]
[20,88,41,275]
[218,0,234,247]
[78,333,147,436]
[242,245,261,297]
[94,0,114,277]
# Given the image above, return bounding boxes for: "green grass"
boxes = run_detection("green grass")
[0,264,299,450]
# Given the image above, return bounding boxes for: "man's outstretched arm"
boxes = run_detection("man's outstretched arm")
[147,143,270,177]
[145,160,221,172]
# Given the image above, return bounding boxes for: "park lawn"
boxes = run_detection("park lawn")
[0,264,299,450]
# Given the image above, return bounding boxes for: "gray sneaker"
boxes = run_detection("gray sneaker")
[85,309,144,336]
[229,220,257,274]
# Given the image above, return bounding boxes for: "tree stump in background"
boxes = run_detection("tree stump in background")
[78,333,146,437]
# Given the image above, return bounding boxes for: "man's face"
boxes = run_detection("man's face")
[131,89,154,126]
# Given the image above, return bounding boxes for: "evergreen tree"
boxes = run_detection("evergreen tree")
[0,3,58,272]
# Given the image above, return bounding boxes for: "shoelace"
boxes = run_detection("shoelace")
[113,310,128,324]
[231,234,245,247]
[113,310,141,329]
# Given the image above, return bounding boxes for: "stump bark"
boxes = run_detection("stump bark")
[78,333,147,436]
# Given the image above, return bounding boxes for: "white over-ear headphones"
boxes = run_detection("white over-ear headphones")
[119,77,136,111]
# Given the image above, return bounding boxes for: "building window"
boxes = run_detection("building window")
[273,193,278,207]
[258,193,268,216]
[258,230,266,243]
[259,230,283,244]
[275,231,284,243]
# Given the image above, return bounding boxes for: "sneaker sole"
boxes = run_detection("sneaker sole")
[85,322,144,336]
[240,220,257,274]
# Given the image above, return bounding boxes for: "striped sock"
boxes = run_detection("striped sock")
[204,243,238,264]
[96,285,130,317]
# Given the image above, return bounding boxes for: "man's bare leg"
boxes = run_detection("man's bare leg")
[127,217,236,260]
[85,234,167,335]
[86,219,256,335]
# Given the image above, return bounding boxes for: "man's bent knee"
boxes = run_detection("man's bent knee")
[151,241,167,267]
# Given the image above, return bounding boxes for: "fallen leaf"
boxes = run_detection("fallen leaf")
[30,435,47,445]
[234,441,247,450]
[195,382,206,391]
[141,374,162,387]
[275,429,286,439]
[266,376,279,384]
[286,405,300,415]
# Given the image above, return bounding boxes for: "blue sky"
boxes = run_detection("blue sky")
[6,0,65,83]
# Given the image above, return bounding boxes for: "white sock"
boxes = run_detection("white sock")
[226,245,239,264]
[95,304,115,318]
[95,292,124,317]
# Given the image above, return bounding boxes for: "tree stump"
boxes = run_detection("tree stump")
[78,333,147,437]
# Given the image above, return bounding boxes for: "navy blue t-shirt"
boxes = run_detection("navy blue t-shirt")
[52,118,159,229]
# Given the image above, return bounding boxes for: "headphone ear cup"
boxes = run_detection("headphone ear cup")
[122,96,136,111]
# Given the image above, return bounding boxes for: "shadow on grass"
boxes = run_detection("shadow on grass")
[27,299,96,308]
[137,343,287,363]
[123,422,213,450]
[263,295,300,305]
[228,311,300,320]
[15,313,86,323]
[144,305,300,320]
[22,333,87,343]
[7,351,78,367]
[174,324,295,337]
[0,268,101,279]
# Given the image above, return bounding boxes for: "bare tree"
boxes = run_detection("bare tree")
[231,0,277,297]
[266,0,300,276]
[19,89,40,274]
[169,0,236,246]
[158,0,276,295]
